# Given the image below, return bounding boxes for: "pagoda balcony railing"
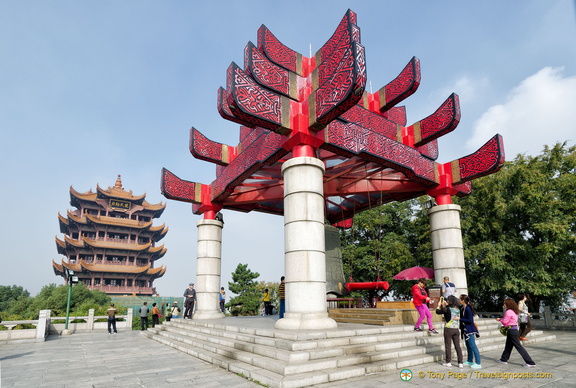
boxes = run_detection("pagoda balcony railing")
[93,237,151,245]
[88,284,156,294]
[77,259,151,267]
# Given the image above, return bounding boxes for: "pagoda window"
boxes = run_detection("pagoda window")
[98,231,105,238]
[127,279,133,286]
[72,233,79,239]
[138,280,146,287]
[94,278,100,285]
[128,257,134,263]
[82,279,91,285]
[137,259,148,266]
[110,279,117,286]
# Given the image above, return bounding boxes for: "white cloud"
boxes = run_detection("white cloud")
[467,67,576,158]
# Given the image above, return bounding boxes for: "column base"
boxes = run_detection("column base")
[275,313,337,330]
[192,311,225,320]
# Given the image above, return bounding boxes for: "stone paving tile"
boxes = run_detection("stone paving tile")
[1,328,575,387]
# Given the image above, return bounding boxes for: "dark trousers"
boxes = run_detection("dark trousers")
[107,317,117,333]
[520,319,533,338]
[500,328,535,365]
[152,314,159,327]
[184,299,195,318]
[220,300,225,313]
[443,327,463,364]
[140,316,149,330]
[264,301,272,315]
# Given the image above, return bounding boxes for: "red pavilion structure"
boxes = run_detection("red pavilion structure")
[160,10,504,328]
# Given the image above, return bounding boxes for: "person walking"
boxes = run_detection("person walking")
[496,298,537,367]
[411,278,438,334]
[442,276,457,298]
[278,276,285,319]
[459,294,482,369]
[436,295,463,368]
[183,283,196,319]
[106,303,118,334]
[517,293,532,341]
[219,287,226,313]
[263,288,271,316]
[139,302,149,331]
[151,302,160,328]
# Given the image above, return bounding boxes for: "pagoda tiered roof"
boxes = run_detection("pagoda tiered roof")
[55,235,166,255]
[69,175,166,216]
[52,259,167,276]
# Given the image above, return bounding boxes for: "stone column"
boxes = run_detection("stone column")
[428,204,468,296]
[276,157,337,330]
[193,219,225,319]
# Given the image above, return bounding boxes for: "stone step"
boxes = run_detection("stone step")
[144,318,555,388]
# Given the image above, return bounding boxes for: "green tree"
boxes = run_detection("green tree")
[227,263,260,316]
[457,142,576,311]
[340,199,433,302]
[0,285,32,319]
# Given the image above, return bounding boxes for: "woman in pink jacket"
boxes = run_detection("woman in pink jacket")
[411,278,438,334]
[495,298,536,367]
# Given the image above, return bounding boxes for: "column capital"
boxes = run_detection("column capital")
[281,156,325,173]
[427,204,461,215]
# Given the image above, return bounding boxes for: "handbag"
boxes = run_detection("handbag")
[499,325,511,336]
[519,313,528,324]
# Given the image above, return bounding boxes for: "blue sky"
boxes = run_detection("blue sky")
[1,1,575,298]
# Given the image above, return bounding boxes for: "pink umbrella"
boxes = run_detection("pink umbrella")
[393,266,435,280]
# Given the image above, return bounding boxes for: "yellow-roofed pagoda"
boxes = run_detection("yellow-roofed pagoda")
[52,175,168,296]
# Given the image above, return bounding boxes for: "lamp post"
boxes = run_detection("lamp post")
[63,268,79,335]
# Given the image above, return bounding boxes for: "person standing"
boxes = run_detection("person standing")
[170,301,181,319]
[459,294,482,369]
[151,302,160,328]
[436,295,463,368]
[107,303,118,334]
[139,302,149,331]
[219,287,226,313]
[183,283,196,319]
[496,298,537,367]
[442,276,457,298]
[263,288,271,316]
[517,293,532,341]
[278,276,285,319]
[411,278,438,334]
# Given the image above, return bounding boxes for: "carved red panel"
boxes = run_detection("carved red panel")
[161,168,198,203]
[417,140,439,161]
[456,134,505,182]
[226,63,286,133]
[340,104,397,140]
[258,25,301,75]
[323,121,436,185]
[189,127,226,165]
[314,42,366,127]
[378,56,421,112]
[415,93,461,146]
[386,107,406,126]
[317,11,358,85]
[211,129,287,201]
[244,41,292,99]
[217,87,254,127]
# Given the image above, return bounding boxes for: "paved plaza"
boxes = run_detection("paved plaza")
[0,326,575,387]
